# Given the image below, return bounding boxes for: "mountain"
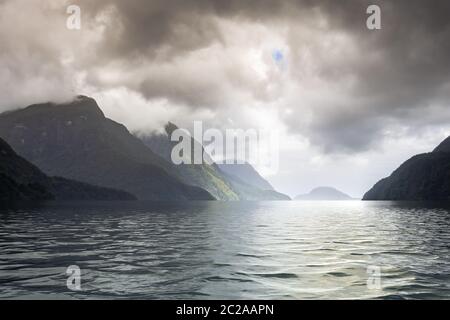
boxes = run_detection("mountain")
[363,137,450,201]
[433,136,450,153]
[140,122,290,201]
[0,96,213,201]
[216,162,274,191]
[295,187,354,201]
[0,137,135,204]
[140,122,239,200]
[218,168,291,200]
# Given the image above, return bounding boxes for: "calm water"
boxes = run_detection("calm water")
[0,201,449,300]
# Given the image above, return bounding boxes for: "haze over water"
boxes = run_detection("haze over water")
[0,201,449,299]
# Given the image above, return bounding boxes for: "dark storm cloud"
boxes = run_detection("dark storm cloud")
[77,0,369,61]
[1,0,450,153]
[283,0,450,152]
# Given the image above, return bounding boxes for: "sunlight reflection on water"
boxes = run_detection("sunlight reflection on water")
[0,201,449,299]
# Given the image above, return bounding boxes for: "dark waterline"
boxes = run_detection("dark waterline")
[0,201,449,299]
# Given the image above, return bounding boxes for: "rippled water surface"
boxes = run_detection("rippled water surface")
[0,201,449,299]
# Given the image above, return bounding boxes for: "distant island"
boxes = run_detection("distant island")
[295,187,355,201]
[363,136,450,201]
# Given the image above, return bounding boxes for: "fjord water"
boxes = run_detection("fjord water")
[0,201,449,299]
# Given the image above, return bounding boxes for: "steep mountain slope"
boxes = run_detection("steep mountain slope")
[295,187,354,201]
[433,136,450,153]
[141,122,290,201]
[364,136,450,200]
[216,162,274,191]
[140,123,239,200]
[219,169,291,201]
[0,96,213,201]
[0,137,135,203]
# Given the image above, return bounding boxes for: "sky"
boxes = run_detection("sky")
[1,0,450,198]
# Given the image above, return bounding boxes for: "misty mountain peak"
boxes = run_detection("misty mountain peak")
[4,95,106,121]
[63,95,105,118]
[165,121,179,136]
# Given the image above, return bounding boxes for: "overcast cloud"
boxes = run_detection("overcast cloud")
[1,0,450,197]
